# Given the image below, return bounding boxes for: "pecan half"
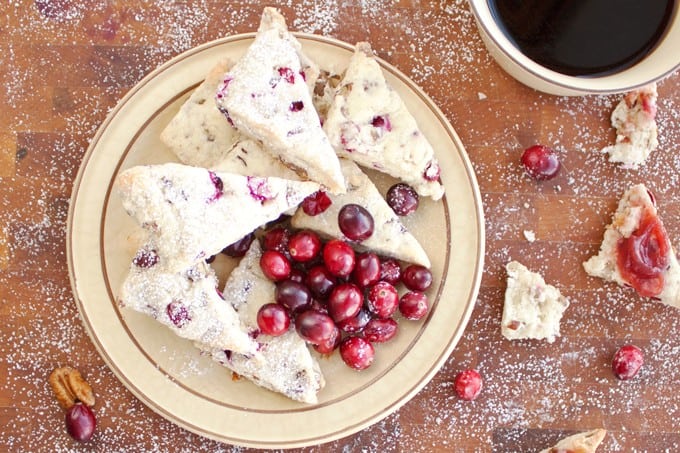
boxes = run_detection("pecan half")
[49,367,95,409]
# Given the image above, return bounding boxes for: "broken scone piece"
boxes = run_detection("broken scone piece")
[502,261,569,343]
[539,428,607,453]
[583,183,680,308]
[602,83,658,168]
[214,7,346,194]
[323,42,444,200]
[198,241,324,404]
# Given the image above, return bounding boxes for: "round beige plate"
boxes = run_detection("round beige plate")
[67,34,484,448]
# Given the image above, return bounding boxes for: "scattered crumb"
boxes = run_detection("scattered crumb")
[523,230,536,242]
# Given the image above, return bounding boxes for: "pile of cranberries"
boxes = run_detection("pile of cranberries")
[254,201,433,371]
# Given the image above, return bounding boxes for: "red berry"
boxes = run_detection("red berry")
[301,190,333,216]
[423,160,441,181]
[386,183,419,216]
[521,145,561,180]
[256,303,290,336]
[288,230,321,262]
[166,301,191,328]
[352,252,381,288]
[612,344,644,380]
[328,283,363,323]
[288,268,306,284]
[338,204,374,242]
[380,259,402,285]
[262,227,291,254]
[336,309,371,334]
[313,326,341,354]
[340,336,375,371]
[366,281,399,319]
[363,318,398,343]
[399,291,429,320]
[295,309,336,345]
[305,265,337,299]
[402,265,433,292]
[275,279,311,313]
[65,402,96,442]
[260,250,291,281]
[221,232,255,257]
[454,369,483,401]
[323,239,356,278]
[133,248,159,268]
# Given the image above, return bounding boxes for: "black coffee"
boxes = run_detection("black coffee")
[488,0,675,76]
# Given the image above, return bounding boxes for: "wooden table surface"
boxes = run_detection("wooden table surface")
[2,1,679,451]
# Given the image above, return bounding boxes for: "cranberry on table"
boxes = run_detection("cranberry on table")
[363,318,398,343]
[402,264,433,292]
[275,279,312,313]
[256,303,291,336]
[295,309,337,345]
[328,283,364,323]
[399,291,429,320]
[260,250,291,281]
[221,232,255,257]
[288,230,322,263]
[338,204,374,242]
[454,369,483,401]
[612,344,644,380]
[379,259,402,285]
[340,336,375,371]
[352,252,381,288]
[520,144,561,180]
[366,281,399,319]
[323,239,356,278]
[386,183,419,216]
[65,402,96,442]
[305,265,337,299]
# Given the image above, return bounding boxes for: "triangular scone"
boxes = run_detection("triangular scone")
[583,184,680,308]
[214,7,346,194]
[160,60,240,168]
[197,241,324,404]
[323,42,444,200]
[115,163,319,272]
[118,245,260,357]
[539,429,606,453]
[212,137,301,181]
[502,261,569,343]
[291,159,430,267]
[602,83,658,168]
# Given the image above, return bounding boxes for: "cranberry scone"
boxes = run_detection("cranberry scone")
[323,42,444,200]
[602,83,658,168]
[214,7,346,194]
[197,241,324,404]
[502,261,570,343]
[212,137,301,181]
[115,163,319,272]
[160,60,240,168]
[583,184,679,308]
[539,428,606,453]
[118,245,260,357]
[291,159,430,267]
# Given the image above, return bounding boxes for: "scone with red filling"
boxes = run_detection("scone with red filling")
[583,183,680,308]
[323,42,444,200]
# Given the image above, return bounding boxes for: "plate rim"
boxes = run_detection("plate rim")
[66,32,485,448]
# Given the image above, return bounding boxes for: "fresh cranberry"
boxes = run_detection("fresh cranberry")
[221,232,255,257]
[263,227,291,254]
[278,66,295,83]
[399,291,429,320]
[305,265,337,299]
[402,265,433,292]
[288,268,306,284]
[454,369,483,401]
[521,145,561,180]
[260,250,291,282]
[363,318,398,343]
[275,279,311,313]
[257,303,291,336]
[313,326,341,354]
[301,191,332,216]
[290,101,304,112]
[323,239,356,277]
[65,402,96,442]
[338,204,374,242]
[295,309,337,345]
[166,301,191,328]
[380,259,402,285]
[367,282,399,319]
[208,171,223,202]
[352,253,381,288]
[337,309,371,334]
[340,336,375,371]
[386,183,419,216]
[423,160,441,181]
[328,283,363,323]
[612,345,644,380]
[132,248,158,268]
[288,230,321,263]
